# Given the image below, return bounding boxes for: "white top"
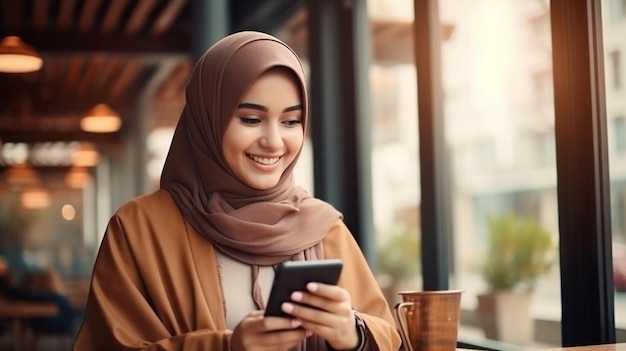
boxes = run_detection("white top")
[217,250,276,329]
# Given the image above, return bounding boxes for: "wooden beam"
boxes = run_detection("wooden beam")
[125,0,158,35]
[231,0,302,32]
[100,0,131,34]
[76,54,107,94]
[151,0,189,36]
[97,57,128,93]
[47,57,66,85]
[77,0,103,32]
[0,130,123,145]
[0,88,138,116]
[32,0,51,32]
[2,0,21,31]
[10,32,191,54]
[110,59,142,98]
[57,0,79,32]
[62,56,87,95]
[36,96,136,115]
[154,59,192,97]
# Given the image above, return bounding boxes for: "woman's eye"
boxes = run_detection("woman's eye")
[240,116,261,125]
[283,119,302,127]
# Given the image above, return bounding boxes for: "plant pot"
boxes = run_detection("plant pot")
[476,290,533,345]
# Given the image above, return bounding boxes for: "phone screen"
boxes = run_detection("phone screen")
[264,259,343,317]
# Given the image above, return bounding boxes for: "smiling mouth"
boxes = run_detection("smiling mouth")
[247,154,280,165]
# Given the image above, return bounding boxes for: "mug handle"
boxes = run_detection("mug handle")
[394,302,415,351]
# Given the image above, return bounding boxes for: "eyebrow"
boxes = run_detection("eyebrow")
[237,102,302,113]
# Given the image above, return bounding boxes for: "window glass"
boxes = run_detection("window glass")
[368,0,567,346]
[609,51,622,90]
[367,0,422,306]
[603,0,626,338]
[614,117,626,154]
[609,0,626,21]
[441,1,562,346]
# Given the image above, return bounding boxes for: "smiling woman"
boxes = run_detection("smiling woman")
[73,31,401,351]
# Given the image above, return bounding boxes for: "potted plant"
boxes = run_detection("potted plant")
[376,226,420,305]
[476,213,556,345]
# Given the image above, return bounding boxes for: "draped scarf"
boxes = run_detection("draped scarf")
[160,31,342,350]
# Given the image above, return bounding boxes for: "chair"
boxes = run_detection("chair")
[27,293,83,351]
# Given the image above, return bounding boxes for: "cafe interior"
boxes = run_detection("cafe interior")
[1,0,625,350]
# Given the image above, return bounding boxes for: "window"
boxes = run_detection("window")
[610,50,622,90]
[610,0,626,21]
[614,116,626,153]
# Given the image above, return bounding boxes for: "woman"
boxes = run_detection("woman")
[73,31,401,351]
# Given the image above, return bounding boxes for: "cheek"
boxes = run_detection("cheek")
[222,129,248,168]
[286,131,305,157]
[221,145,237,174]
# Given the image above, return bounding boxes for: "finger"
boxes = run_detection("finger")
[281,301,335,325]
[293,308,358,349]
[240,313,294,335]
[306,282,350,302]
[262,315,306,332]
[249,310,265,318]
[290,289,350,315]
[262,328,311,348]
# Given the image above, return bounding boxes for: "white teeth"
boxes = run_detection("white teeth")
[249,154,280,165]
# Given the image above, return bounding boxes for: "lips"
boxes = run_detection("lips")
[247,154,280,165]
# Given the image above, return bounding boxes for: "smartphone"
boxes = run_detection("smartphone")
[264,259,343,317]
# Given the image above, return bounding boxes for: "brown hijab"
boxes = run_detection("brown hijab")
[160,31,342,308]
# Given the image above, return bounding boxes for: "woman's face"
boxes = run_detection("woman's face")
[222,68,304,190]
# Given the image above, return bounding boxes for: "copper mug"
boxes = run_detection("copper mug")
[394,290,463,351]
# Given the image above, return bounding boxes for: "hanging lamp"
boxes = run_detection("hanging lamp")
[0,36,43,73]
[5,164,41,187]
[20,187,51,209]
[65,166,93,189]
[72,142,100,167]
[80,103,122,133]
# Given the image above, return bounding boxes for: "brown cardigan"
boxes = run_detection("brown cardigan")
[73,189,401,350]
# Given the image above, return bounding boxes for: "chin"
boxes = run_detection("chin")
[248,180,280,190]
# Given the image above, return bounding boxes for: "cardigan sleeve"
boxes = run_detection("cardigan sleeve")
[73,199,230,351]
[323,219,402,351]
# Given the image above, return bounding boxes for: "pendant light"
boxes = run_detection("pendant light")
[65,166,93,189]
[20,187,51,209]
[80,103,122,133]
[72,142,100,167]
[5,164,41,187]
[0,36,43,73]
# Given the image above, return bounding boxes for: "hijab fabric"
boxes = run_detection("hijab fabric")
[160,31,342,349]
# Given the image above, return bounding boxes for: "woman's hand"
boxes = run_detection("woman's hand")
[231,310,311,351]
[281,283,361,350]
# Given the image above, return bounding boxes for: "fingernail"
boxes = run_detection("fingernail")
[307,282,318,291]
[291,291,303,301]
[292,319,302,327]
[282,302,294,313]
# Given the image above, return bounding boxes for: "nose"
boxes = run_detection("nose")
[259,123,282,149]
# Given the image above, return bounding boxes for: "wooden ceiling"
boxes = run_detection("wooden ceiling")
[0,0,196,146]
[0,0,425,159]
[0,0,303,150]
